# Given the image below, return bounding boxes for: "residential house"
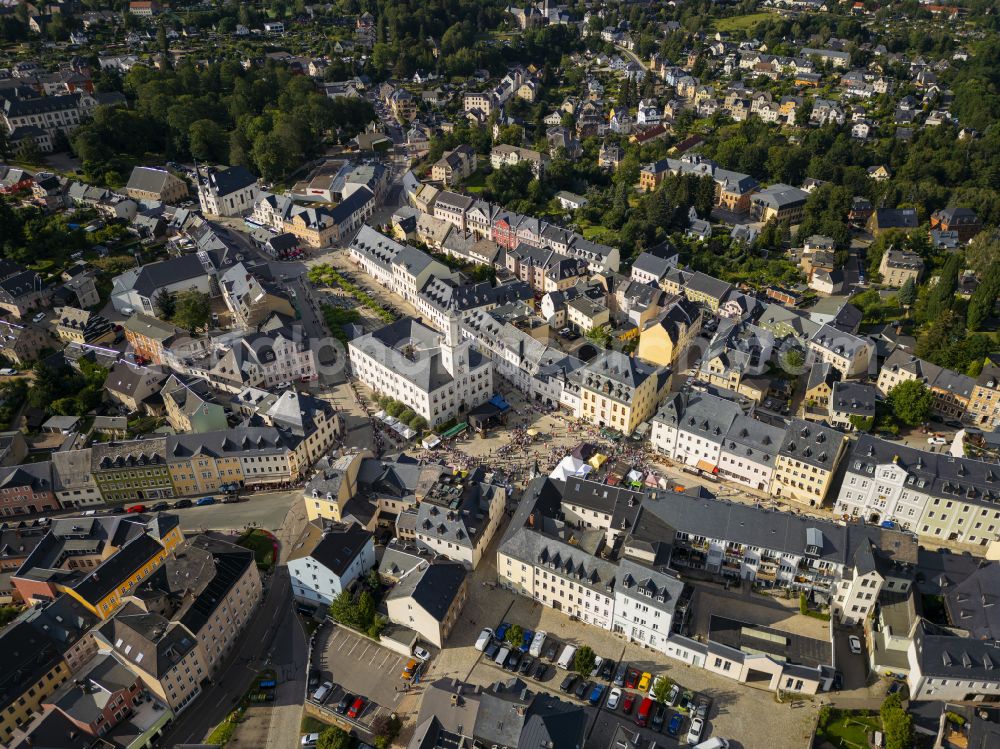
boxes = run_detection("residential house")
[288,520,375,606]
[125,167,188,204]
[385,561,468,648]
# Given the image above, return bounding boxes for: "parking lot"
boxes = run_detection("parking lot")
[420,571,820,749]
[310,623,408,732]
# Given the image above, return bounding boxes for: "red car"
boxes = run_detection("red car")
[625,668,640,689]
[347,697,365,719]
[126,504,147,514]
[622,692,636,715]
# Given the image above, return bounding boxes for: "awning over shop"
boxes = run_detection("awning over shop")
[489,394,511,412]
[696,459,718,474]
[440,422,468,439]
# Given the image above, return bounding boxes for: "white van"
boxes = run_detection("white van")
[557,643,577,670]
[494,645,511,667]
[529,630,547,658]
[694,738,730,749]
[475,627,493,652]
[312,681,332,703]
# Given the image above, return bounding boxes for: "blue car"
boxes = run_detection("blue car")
[520,628,534,653]
[666,713,684,737]
[195,496,216,506]
[495,622,510,642]
[588,684,605,706]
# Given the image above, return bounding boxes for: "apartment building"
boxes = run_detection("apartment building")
[431,145,477,186]
[490,144,549,177]
[576,351,668,436]
[91,438,175,504]
[967,365,1000,428]
[876,349,976,421]
[807,323,873,378]
[834,434,1000,546]
[878,249,924,287]
[771,419,849,506]
[202,327,318,392]
[385,561,468,648]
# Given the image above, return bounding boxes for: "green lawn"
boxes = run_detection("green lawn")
[714,12,773,32]
[817,712,881,749]
[237,529,277,571]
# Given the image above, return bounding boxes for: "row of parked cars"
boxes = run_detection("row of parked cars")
[476,622,724,747]
[308,676,367,720]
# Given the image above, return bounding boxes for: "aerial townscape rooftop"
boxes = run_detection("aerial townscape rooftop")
[0,0,999,747]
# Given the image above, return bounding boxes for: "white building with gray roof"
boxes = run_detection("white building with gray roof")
[349,315,493,427]
[835,434,1000,546]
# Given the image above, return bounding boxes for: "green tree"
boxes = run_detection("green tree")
[385,401,405,418]
[898,277,917,308]
[316,726,353,749]
[880,693,913,749]
[0,605,19,628]
[651,674,673,703]
[849,415,874,432]
[154,289,176,319]
[585,325,611,349]
[505,624,524,648]
[189,119,226,161]
[967,264,1000,331]
[965,230,999,277]
[573,645,597,677]
[888,380,933,426]
[171,291,210,331]
[922,253,961,323]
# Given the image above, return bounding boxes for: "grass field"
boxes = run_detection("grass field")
[714,12,773,33]
[817,711,881,749]
[237,529,277,571]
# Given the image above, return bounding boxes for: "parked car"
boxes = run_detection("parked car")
[928,436,947,445]
[495,622,511,641]
[333,692,355,715]
[0,368,17,376]
[590,656,604,677]
[126,504,146,513]
[687,716,705,745]
[625,668,640,689]
[347,697,365,719]
[307,669,321,690]
[679,690,694,712]
[607,687,622,710]
[849,635,863,654]
[150,501,169,512]
[613,662,628,688]
[667,713,685,737]
[519,628,534,653]
[484,641,500,660]
[599,658,615,680]
[694,695,711,720]
[32,312,45,323]
[635,697,653,727]
[173,499,193,509]
[622,692,636,714]
[195,496,215,506]
[651,703,667,732]
[573,679,591,699]
[505,649,522,671]
[312,681,333,704]
[222,495,241,504]
[518,655,534,675]
[475,628,493,652]
[559,674,578,693]
[637,672,652,692]
[667,683,681,706]
[532,660,548,681]
[588,684,605,706]
[301,733,319,748]
[414,646,430,661]
[543,641,559,661]
[402,659,418,680]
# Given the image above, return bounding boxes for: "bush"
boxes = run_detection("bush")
[408,414,427,431]
[385,401,405,418]
[573,645,597,677]
[398,408,416,423]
